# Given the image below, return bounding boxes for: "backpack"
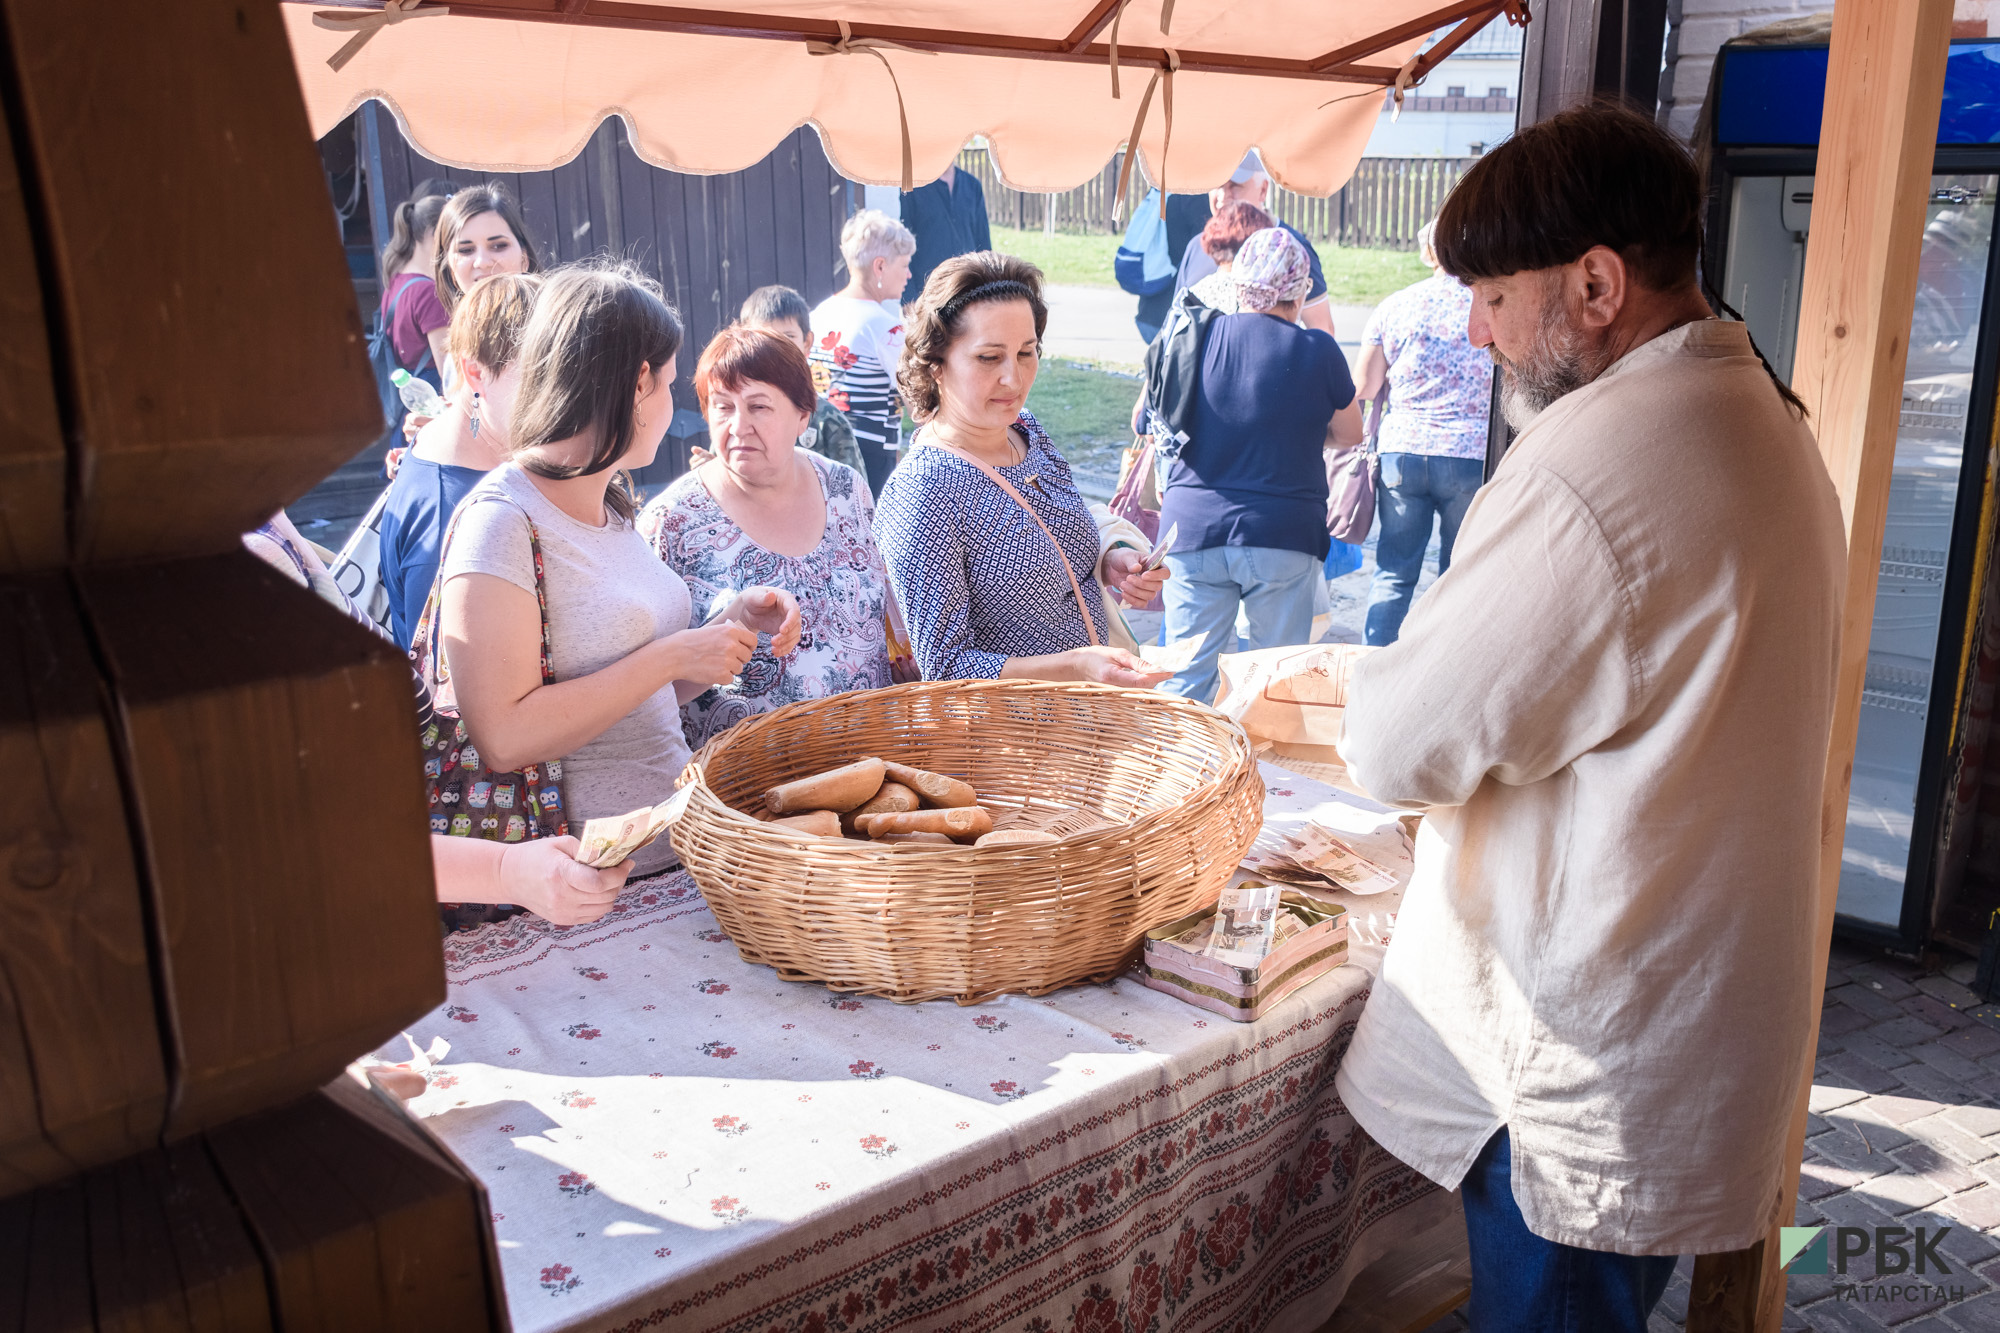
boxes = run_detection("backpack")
[1113,190,1176,297]
[368,275,435,434]
[1140,287,1219,462]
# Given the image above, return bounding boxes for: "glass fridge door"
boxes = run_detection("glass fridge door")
[1722,172,1994,929]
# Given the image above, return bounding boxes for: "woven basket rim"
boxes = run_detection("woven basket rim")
[675,679,1255,853]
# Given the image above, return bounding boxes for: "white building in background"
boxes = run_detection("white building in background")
[1363,21,1523,158]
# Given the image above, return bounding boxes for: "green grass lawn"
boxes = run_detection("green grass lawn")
[901,357,1138,490]
[1025,360,1140,481]
[990,224,1433,307]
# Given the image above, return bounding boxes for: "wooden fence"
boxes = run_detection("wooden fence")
[956,148,1476,251]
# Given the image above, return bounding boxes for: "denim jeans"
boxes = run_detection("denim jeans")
[1160,545,1320,705]
[1462,1130,1678,1333]
[1364,451,1486,645]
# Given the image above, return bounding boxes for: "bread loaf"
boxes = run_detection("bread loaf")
[974,829,1059,847]
[764,757,886,814]
[859,807,994,841]
[770,810,842,837]
[840,780,919,833]
[881,761,978,809]
[876,831,955,845]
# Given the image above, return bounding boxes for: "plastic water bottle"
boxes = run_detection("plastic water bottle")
[391,369,446,418]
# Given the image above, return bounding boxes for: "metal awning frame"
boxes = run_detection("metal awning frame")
[292,0,1530,87]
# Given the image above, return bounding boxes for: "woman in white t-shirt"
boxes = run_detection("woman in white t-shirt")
[437,264,802,877]
[809,208,914,496]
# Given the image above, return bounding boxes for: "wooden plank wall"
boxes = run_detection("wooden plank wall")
[358,109,849,418]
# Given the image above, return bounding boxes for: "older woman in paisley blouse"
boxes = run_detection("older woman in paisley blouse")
[638,327,896,747]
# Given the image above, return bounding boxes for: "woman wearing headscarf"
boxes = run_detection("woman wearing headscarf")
[1156,227,1364,703]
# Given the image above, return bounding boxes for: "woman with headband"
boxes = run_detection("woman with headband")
[873,252,1169,686]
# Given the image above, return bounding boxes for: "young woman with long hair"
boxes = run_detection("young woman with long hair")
[434,264,799,878]
[434,183,540,312]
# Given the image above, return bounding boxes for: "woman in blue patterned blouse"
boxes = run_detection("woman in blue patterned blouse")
[873,252,1169,684]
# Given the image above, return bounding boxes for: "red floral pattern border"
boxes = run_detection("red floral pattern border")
[599,988,1440,1333]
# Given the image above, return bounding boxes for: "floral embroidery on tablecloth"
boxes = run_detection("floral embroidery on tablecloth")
[972,1014,1009,1034]
[991,1080,1025,1101]
[694,978,731,995]
[713,1115,751,1137]
[557,1089,596,1109]
[848,1059,887,1080]
[710,1195,750,1225]
[538,1262,580,1296]
[699,1040,737,1059]
[555,1171,595,1199]
[565,1022,601,1041]
[859,1134,898,1160]
[826,996,865,1012]
[575,966,608,981]
[607,993,1433,1333]
[445,1004,478,1023]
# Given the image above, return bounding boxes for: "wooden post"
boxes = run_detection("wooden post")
[1686,3,1953,1330]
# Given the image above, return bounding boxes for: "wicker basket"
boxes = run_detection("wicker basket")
[670,680,1265,1003]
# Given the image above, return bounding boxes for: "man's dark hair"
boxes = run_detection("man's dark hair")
[1437,99,1806,417]
[1435,101,1701,292]
[740,284,813,338]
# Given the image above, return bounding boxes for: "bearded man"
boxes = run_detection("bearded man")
[1334,103,1845,1330]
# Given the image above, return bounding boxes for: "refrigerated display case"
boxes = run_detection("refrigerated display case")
[1707,39,2000,950]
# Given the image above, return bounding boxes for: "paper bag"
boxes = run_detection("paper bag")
[1215,645,1376,782]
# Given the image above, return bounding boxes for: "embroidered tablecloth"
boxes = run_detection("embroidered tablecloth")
[381,764,1448,1332]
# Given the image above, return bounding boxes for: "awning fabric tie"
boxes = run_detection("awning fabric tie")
[1107,0,1174,101]
[1112,47,1178,223]
[808,19,932,191]
[313,0,446,72]
[1388,51,1422,120]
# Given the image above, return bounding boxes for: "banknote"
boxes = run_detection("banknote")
[575,791,690,868]
[1289,823,1399,894]
[1241,823,1398,897]
[1205,883,1282,966]
[1140,635,1203,673]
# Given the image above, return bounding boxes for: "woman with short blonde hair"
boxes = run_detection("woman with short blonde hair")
[810,208,916,494]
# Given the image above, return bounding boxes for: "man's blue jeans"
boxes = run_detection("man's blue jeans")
[1462,1130,1678,1332]
[1364,451,1485,645]
[1160,545,1320,705]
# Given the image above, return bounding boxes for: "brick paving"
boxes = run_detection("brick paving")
[1418,941,2000,1332]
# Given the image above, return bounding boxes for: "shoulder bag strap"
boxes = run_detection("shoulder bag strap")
[917,433,1101,648]
[409,497,556,690]
[383,276,435,376]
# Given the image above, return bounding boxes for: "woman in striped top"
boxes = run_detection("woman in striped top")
[810,209,913,496]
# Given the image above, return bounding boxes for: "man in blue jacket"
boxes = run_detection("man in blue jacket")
[900,161,991,303]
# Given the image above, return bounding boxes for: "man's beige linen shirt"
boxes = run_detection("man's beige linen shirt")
[1334,320,1845,1254]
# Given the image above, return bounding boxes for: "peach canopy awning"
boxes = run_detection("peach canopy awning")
[283,0,1526,196]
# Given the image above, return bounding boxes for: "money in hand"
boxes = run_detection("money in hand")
[576,801,668,868]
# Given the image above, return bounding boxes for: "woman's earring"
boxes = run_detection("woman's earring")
[468,390,483,439]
